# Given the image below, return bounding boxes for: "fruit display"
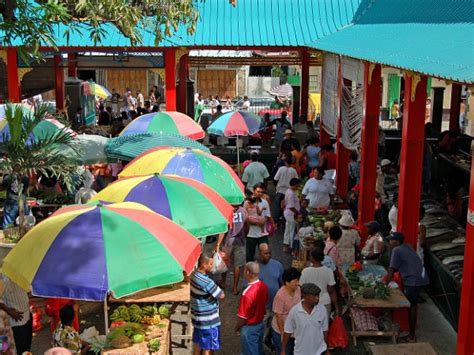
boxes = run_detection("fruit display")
[106,323,145,348]
[308,210,342,229]
[110,304,172,325]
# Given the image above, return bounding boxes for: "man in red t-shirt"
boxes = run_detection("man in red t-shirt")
[235,262,269,355]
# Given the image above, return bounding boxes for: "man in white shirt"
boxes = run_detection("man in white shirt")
[282,283,328,355]
[245,183,271,262]
[301,168,335,209]
[274,157,298,224]
[242,153,270,191]
[242,96,251,110]
[299,249,339,318]
[388,193,398,233]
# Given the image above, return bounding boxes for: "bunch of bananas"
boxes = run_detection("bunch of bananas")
[129,304,143,323]
[110,305,130,322]
[140,305,161,325]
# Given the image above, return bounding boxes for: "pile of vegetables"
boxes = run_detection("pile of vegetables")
[308,210,342,229]
[110,304,171,325]
[348,272,392,300]
[106,323,145,348]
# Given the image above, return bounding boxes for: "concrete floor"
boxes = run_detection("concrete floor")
[30,226,457,355]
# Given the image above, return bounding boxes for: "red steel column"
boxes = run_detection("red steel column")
[300,50,310,119]
[177,53,188,114]
[165,48,177,111]
[449,83,461,132]
[6,47,20,102]
[457,146,474,355]
[358,63,381,241]
[397,73,427,248]
[335,63,349,200]
[67,53,78,78]
[54,55,65,110]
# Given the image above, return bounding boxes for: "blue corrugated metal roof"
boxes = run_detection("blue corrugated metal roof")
[309,0,474,83]
[5,0,361,48]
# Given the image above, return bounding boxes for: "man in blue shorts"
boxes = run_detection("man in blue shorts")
[190,253,225,354]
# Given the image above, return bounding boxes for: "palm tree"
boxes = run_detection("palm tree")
[0,102,81,237]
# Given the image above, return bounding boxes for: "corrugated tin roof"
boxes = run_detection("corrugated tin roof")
[5,0,361,48]
[309,0,474,83]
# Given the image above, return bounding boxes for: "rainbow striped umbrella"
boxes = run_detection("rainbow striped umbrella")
[91,83,112,99]
[121,112,205,140]
[207,111,261,136]
[2,202,201,301]
[119,147,245,205]
[90,174,233,237]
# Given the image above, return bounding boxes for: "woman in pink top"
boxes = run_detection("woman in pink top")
[324,226,343,269]
[271,267,301,354]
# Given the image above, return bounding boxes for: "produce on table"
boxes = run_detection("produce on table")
[158,305,171,318]
[110,335,132,349]
[110,304,169,325]
[148,339,161,353]
[132,333,145,344]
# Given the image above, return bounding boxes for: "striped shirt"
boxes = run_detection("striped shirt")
[190,270,222,329]
[0,275,30,327]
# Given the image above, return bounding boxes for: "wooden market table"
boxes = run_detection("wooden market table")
[109,282,192,345]
[102,319,170,355]
[343,264,410,346]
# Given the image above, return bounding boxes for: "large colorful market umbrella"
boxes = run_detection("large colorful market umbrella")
[91,83,112,99]
[2,202,201,301]
[207,111,261,174]
[90,174,233,237]
[105,133,211,162]
[119,147,245,204]
[120,112,205,140]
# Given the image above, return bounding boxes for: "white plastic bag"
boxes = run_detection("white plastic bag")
[212,251,228,274]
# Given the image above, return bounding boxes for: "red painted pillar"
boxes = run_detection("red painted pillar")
[358,63,381,241]
[457,148,474,355]
[397,73,428,248]
[165,48,177,111]
[335,64,349,200]
[6,47,20,102]
[54,55,65,110]
[300,50,310,119]
[67,53,78,78]
[449,83,461,132]
[177,54,188,114]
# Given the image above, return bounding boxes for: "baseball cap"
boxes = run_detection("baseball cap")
[284,129,292,135]
[381,159,391,167]
[388,232,404,242]
[364,221,380,233]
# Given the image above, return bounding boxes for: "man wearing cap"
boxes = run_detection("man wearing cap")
[281,283,328,355]
[0,274,32,354]
[385,232,423,342]
[242,153,270,192]
[280,129,300,154]
[361,221,384,264]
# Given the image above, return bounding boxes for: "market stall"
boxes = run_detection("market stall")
[342,264,410,346]
[109,281,192,345]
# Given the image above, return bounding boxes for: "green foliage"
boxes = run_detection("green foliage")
[0,0,214,62]
[0,102,81,192]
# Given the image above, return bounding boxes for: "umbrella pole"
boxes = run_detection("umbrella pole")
[236,136,241,177]
[104,297,109,334]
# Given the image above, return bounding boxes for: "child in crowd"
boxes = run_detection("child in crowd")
[245,196,266,233]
